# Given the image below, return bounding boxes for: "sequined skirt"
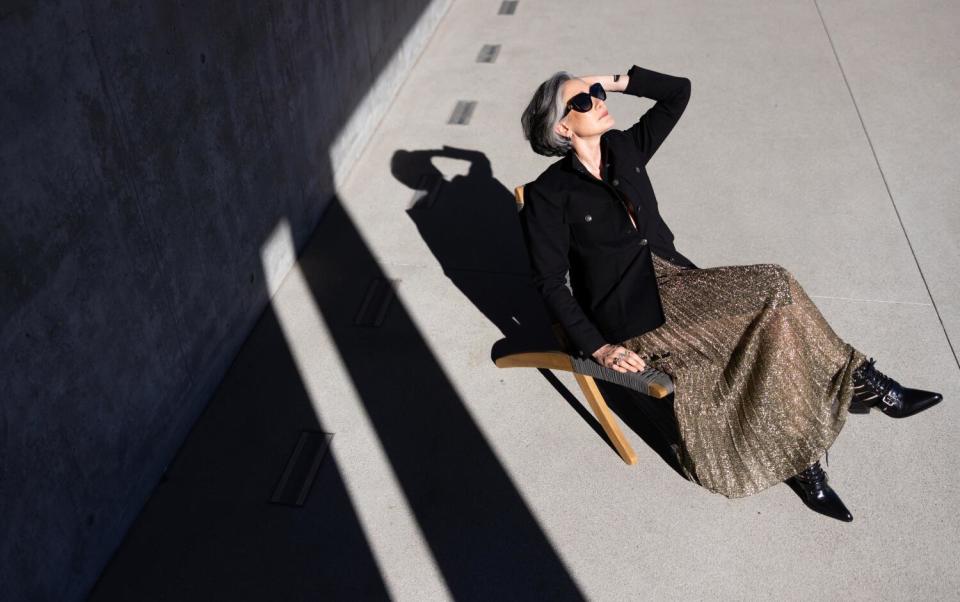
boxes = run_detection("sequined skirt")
[619,253,868,498]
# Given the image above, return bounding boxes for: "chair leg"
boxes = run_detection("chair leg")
[573,373,638,465]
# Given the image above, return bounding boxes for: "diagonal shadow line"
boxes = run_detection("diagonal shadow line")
[89,303,391,600]
[395,145,687,477]
[596,382,686,478]
[537,368,615,453]
[20,0,580,598]
[539,368,686,478]
[75,3,460,596]
[298,196,586,601]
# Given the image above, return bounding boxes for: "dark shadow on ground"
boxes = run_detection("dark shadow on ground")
[89,305,391,600]
[393,145,686,477]
[91,193,588,600]
[86,1,586,596]
[297,197,586,600]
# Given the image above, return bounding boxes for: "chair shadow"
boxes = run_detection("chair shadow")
[392,145,686,477]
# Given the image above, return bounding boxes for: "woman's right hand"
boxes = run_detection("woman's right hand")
[592,344,646,373]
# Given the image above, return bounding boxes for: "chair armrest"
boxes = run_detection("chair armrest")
[569,355,674,399]
[493,345,674,399]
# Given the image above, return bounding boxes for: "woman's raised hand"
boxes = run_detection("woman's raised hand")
[577,74,628,93]
[592,343,647,373]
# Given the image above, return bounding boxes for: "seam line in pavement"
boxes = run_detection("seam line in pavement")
[810,295,932,307]
[813,0,960,370]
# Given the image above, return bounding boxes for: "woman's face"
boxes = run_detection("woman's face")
[555,78,615,140]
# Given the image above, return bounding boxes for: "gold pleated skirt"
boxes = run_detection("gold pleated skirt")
[620,253,868,498]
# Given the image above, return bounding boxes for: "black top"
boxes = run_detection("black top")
[519,64,697,357]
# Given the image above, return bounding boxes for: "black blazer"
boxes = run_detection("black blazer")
[519,64,697,357]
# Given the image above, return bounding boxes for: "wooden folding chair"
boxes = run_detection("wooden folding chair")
[493,184,676,465]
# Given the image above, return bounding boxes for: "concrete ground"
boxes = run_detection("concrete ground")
[91,1,960,600]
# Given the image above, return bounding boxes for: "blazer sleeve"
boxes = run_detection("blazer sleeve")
[519,182,608,356]
[622,64,692,165]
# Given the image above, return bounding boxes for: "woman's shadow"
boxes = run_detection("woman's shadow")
[391,145,684,475]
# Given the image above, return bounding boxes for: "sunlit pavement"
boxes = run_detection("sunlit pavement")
[92,2,960,599]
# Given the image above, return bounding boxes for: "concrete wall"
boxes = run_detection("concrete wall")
[0,1,451,599]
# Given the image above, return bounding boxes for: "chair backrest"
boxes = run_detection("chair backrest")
[513,184,526,211]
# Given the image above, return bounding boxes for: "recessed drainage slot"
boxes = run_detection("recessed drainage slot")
[270,430,333,507]
[355,277,398,327]
[448,100,476,125]
[498,1,518,15]
[477,44,501,63]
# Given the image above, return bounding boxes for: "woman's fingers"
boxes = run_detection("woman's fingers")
[623,354,646,372]
[605,346,646,372]
[628,349,647,371]
[604,351,625,372]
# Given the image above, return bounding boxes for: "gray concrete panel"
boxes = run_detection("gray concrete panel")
[1,0,450,599]
[10,0,960,599]
[1,3,191,598]
[814,0,960,363]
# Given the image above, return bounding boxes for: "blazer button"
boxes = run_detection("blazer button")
[639,238,648,246]
[612,178,619,186]
[584,214,592,222]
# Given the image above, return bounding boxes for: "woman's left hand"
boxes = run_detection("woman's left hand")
[594,344,647,373]
[578,74,628,93]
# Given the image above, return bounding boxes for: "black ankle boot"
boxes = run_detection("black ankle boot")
[850,357,943,418]
[787,461,853,522]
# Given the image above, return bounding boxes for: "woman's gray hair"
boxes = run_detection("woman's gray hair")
[521,70,577,157]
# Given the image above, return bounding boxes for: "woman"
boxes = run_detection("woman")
[518,64,944,521]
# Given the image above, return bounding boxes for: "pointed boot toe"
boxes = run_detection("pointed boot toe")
[851,357,945,419]
[888,387,943,419]
[800,481,853,522]
[788,461,853,522]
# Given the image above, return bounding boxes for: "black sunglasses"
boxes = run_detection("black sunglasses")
[563,82,606,116]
